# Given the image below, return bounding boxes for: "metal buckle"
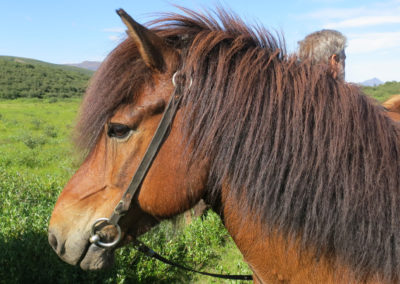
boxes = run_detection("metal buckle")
[172,71,192,88]
[89,217,122,248]
[114,200,127,216]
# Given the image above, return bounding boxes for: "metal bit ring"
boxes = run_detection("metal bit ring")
[89,217,122,248]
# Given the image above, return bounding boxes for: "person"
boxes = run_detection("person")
[298,29,347,81]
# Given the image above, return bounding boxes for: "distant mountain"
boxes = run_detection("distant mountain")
[66,61,102,71]
[0,56,93,99]
[359,78,384,87]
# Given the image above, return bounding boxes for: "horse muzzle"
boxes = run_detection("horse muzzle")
[48,226,117,270]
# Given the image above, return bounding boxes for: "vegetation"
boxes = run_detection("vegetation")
[0,56,92,99]
[0,99,250,283]
[362,81,400,102]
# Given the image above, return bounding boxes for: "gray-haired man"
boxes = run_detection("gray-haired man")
[298,29,347,80]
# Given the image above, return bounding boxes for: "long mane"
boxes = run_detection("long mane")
[77,8,400,281]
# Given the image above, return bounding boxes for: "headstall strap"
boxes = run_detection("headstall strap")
[90,71,185,248]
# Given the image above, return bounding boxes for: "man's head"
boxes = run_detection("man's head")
[298,29,347,80]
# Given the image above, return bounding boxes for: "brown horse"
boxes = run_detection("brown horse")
[48,8,400,283]
[382,95,400,121]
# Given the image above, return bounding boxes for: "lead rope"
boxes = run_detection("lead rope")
[132,240,253,281]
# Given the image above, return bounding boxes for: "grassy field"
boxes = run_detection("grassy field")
[0,98,251,283]
[0,98,79,177]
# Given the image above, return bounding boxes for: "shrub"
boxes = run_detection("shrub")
[21,134,47,149]
[44,125,58,138]
[31,118,42,130]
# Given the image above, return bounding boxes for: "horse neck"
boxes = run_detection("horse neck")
[219,184,386,284]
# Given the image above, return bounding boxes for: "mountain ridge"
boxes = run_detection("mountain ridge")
[65,60,101,71]
[359,77,384,87]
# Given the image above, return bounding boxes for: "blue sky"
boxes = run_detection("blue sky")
[1,0,399,82]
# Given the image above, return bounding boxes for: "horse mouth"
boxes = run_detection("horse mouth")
[78,221,132,270]
[79,243,116,270]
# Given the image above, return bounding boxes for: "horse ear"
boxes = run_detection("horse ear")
[117,9,167,72]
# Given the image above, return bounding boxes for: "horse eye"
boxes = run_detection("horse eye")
[107,123,132,139]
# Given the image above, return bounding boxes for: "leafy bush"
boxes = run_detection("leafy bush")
[31,118,42,130]
[44,125,58,138]
[16,151,42,168]
[21,133,47,149]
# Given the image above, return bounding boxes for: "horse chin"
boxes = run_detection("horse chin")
[79,243,115,270]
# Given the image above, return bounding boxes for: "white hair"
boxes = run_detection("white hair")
[298,29,347,64]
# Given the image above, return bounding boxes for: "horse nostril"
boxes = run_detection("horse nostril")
[48,232,58,252]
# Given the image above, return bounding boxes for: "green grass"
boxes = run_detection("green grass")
[0,98,250,283]
[0,98,79,178]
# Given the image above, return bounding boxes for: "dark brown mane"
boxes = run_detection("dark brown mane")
[76,8,400,281]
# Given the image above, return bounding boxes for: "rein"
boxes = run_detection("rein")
[88,72,253,281]
[132,240,253,281]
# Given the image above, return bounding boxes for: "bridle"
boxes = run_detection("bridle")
[89,71,185,248]
[88,71,252,281]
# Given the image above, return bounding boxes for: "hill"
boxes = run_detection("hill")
[0,56,93,99]
[362,80,400,102]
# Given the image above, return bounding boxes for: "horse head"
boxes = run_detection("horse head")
[48,9,208,270]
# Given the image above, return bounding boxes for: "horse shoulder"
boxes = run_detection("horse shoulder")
[221,185,385,284]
